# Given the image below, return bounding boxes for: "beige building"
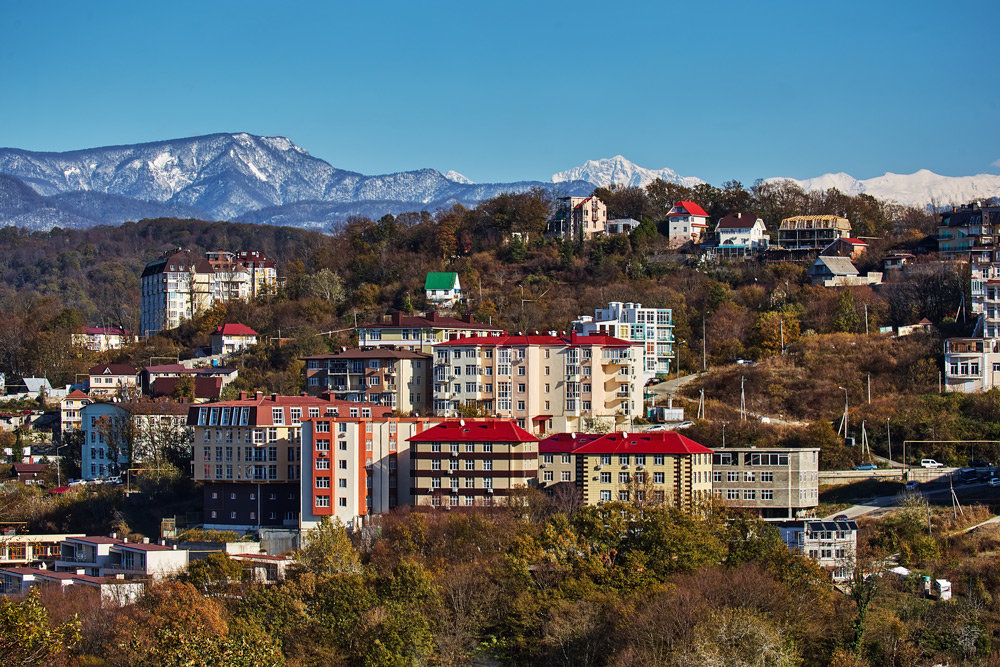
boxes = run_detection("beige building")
[299,416,439,531]
[408,419,538,508]
[60,390,92,434]
[537,432,600,492]
[711,447,820,520]
[778,215,851,251]
[188,393,392,530]
[573,432,713,507]
[72,327,137,352]
[302,349,432,414]
[88,364,138,398]
[432,332,643,435]
[548,196,608,241]
[357,311,505,353]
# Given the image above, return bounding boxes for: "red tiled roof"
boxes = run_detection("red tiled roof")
[669,201,709,218]
[188,394,393,427]
[65,390,91,400]
[842,238,868,245]
[407,419,538,443]
[571,431,712,455]
[69,536,126,545]
[88,364,137,376]
[436,333,636,348]
[213,323,258,336]
[538,432,602,453]
[151,377,223,400]
[144,365,237,375]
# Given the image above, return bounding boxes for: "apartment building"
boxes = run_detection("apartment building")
[301,349,432,414]
[945,262,1000,392]
[572,301,674,382]
[87,364,138,398]
[188,393,392,530]
[537,432,599,493]
[573,431,713,507]
[0,568,143,606]
[140,249,278,336]
[60,390,92,434]
[938,203,1000,262]
[409,419,538,508]
[710,447,820,520]
[432,332,643,435]
[0,533,85,567]
[548,196,608,241]
[210,323,258,355]
[357,311,505,353]
[80,400,191,480]
[778,215,851,251]
[779,519,858,582]
[299,416,438,531]
[667,201,710,247]
[72,326,137,352]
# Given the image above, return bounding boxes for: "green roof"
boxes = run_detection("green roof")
[425,272,459,290]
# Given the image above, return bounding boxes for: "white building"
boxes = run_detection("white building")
[667,201,709,247]
[713,213,769,257]
[60,390,92,435]
[424,272,463,308]
[945,263,1000,392]
[87,364,138,398]
[572,301,674,383]
[548,196,608,241]
[80,401,191,480]
[779,519,858,582]
[72,327,138,352]
[210,323,259,355]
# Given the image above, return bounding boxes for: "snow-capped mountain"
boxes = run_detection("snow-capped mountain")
[552,155,704,189]
[0,133,594,229]
[771,169,1000,209]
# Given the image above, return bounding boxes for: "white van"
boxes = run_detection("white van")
[921,459,944,468]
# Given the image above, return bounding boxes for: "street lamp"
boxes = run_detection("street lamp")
[837,386,849,441]
[54,443,70,487]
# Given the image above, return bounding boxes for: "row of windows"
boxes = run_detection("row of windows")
[714,471,776,483]
[541,471,573,482]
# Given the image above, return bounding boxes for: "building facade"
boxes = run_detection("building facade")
[80,401,191,480]
[424,272,463,308]
[431,333,643,434]
[572,301,674,382]
[779,519,858,582]
[60,390,92,435]
[357,311,505,353]
[188,393,392,530]
[537,432,599,493]
[712,213,769,258]
[301,349,432,414]
[140,249,278,336]
[210,323,259,355]
[778,215,851,250]
[711,447,820,519]
[572,431,713,507]
[548,196,608,241]
[408,419,538,508]
[72,327,137,352]
[944,262,1000,392]
[937,204,1000,262]
[88,364,138,398]
[299,416,438,531]
[667,201,709,247]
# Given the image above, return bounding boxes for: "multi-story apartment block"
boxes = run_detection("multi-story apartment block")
[188,393,392,530]
[537,432,599,493]
[572,431,713,507]
[301,349,432,414]
[299,416,438,531]
[409,419,538,508]
[938,203,1000,262]
[711,447,820,520]
[432,332,643,435]
[667,201,710,247]
[71,326,138,352]
[140,249,278,336]
[779,519,858,582]
[81,400,191,480]
[778,215,851,251]
[0,567,144,605]
[357,311,505,353]
[60,390,92,435]
[572,301,674,382]
[88,364,138,397]
[548,196,608,241]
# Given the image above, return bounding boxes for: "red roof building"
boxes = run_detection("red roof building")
[210,323,259,355]
[667,201,710,248]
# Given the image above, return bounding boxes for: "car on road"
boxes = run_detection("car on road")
[833,514,850,521]
[905,480,919,490]
[736,359,756,366]
[646,425,667,432]
[921,459,945,468]
[854,463,878,471]
[989,478,1000,487]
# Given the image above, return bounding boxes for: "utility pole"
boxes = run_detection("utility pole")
[780,318,784,353]
[739,377,747,422]
[867,374,871,404]
[887,418,893,470]
[702,315,707,372]
[722,422,727,448]
[864,304,869,335]
[697,388,705,420]
[837,386,849,439]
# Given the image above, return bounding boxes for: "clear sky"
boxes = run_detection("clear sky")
[2,0,998,185]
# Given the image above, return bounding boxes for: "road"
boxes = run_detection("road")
[823,478,999,520]
[648,373,699,399]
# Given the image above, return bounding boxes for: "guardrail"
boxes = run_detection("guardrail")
[819,467,957,485]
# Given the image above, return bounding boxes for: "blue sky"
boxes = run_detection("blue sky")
[2,1,998,185]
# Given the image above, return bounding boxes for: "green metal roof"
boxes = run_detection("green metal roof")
[424,272,459,290]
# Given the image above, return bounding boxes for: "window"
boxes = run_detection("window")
[743,489,756,500]
[619,455,629,465]
[543,454,553,464]
[316,459,330,470]
[562,454,571,464]
[653,472,665,484]
[761,489,774,500]
[761,471,774,483]
[654,455,665,465]
[315,496,330,507]
[543,470,553,481]
[600,472,611,483]
[601,455,612,465]
[619,472,629,483]
[600,490,612,502]
[726,489,739,500]
[618,490,629,501]
[465,460,475,470]
[727,471,739,482]
[561,471,571,481]
[483,460,493,471]
[744,471,755,482]
[316,477,330,488]
[272,408,284,424]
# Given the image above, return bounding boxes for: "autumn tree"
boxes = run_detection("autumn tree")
[0,588,81,665]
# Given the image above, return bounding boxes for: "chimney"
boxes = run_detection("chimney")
[428,311,439,323]
[240,391,248,400]
[256,391,264,400]
[391,311,403,326]
[116,573,125,580]
[463,313,475,324]
[271,393,278,401]
[111,532,117,539]
[142,537,149,544]
[172,545,177,550]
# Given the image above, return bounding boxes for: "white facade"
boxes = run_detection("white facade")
[667,202,709,247]
[779,519,857,582]
[80,402,191,480]
[945,263,1000,392]
[716,214,769,251]
[572,301,674,382]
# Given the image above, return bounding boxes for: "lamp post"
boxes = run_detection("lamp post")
[837,386,849,440]
[54,443,69,487]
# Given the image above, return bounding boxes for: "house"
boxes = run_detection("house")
[937,203,1000,262]
[548,196,608,241]
[711,213,769,258]
[942,338,1000,392]
[22,378,54,399]
[229,553,293,583]
[87,364,138,398]
[821,237,868,260]
[779,215,852,251]
[807,256,882,287]
[210,323,259,356]
[571,431,713,507]
[356,311,504,353]
[299,416,439,531]
[105,540,188,582]
[408,419,538,508]
[882,253,915,271]
[711,448,820,520]
[142,364,238,396]
[666,201,709,247]
[60,390,92,434]
[606,218,641,235]
[897,319,934,337]
[778,519,857,582]
[72,326,137,352]
[12,463,48,485]
[0,533,85,566]
[300,348,432,414]
[432,332,644,434]
[572,301,674,383]
[0,567,142,606]
[424,272,463,308]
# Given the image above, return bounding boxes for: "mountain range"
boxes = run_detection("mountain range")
[0,133,997,231]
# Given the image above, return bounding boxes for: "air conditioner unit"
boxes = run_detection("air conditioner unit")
[592,476,599,481]
[621,465,629,470]
[636,465,645,471]
[595,465,602,471]
[451,451,458,457]
[486,488,494,494]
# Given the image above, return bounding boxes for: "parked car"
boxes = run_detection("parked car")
[833,514,850,521]
[646,425,667,432]
[905,480,919,490]
[988,478,1000,487]
[854,463,877,471]
[921,459,945,468]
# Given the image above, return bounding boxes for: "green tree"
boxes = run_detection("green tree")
[833,290,860,333]
[305,269,346,305]
[184,552,246,593]
[0,588,81,665]
[296,518,361,577]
